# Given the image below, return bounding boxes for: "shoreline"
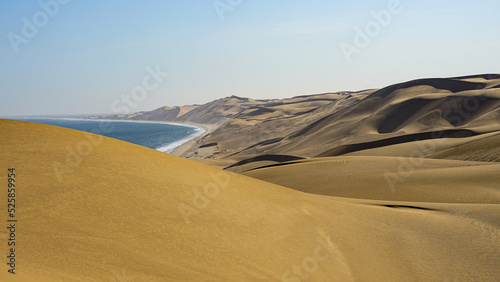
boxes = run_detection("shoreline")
[10,117,219,156]
[170,122,220,157]
[75,118,220,155]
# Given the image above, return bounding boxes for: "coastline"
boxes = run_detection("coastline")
[170,122,220,157]
[84,118,220,155]
[11,117,218,156]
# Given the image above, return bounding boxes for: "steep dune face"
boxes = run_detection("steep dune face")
[269,75,500,158]
[2,119,499,281]
[370,77,488,99]
[184,91,373,164]
[175,96,262,124]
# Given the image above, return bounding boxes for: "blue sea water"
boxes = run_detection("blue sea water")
[14,118,204,153]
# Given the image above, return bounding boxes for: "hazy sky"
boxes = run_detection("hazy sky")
[1,0,499,116]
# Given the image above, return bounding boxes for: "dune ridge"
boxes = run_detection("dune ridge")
[89,74,500,169]
[171,74,500,169]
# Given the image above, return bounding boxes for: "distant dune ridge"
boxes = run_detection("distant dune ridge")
[2,74,500,281]
[93,74,500,169]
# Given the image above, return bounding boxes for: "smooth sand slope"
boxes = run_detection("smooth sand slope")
[1,119,499,281]
[242,156,500,204]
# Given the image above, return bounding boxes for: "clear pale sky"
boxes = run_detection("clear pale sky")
[1,0,499,116]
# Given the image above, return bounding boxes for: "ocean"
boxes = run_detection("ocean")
[14,118,204,153]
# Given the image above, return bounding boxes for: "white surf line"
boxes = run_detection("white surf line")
[155,125,206,153]
[17,117,206,154]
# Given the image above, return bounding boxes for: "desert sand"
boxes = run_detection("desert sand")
[0,122,499,280]
[1,74,500,281]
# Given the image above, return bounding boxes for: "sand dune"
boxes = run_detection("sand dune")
[161,74,500,168]
[2,119,499,281]
[242,156,500,204]
[427,132,500,162]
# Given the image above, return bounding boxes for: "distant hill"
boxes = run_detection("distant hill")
[93,74,500,170]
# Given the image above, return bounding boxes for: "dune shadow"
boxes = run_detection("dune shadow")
[316,129,485,157]
[373,78,487,99]
[371,204,443,212]
[378,98,435,133]
[224,154,305,170]
[451,74,500,80]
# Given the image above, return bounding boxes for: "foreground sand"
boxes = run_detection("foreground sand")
[1,119,499,281]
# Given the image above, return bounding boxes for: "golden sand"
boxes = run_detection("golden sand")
[1,119,499,281]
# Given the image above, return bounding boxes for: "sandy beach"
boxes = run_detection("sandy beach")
[170,122,220,156]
